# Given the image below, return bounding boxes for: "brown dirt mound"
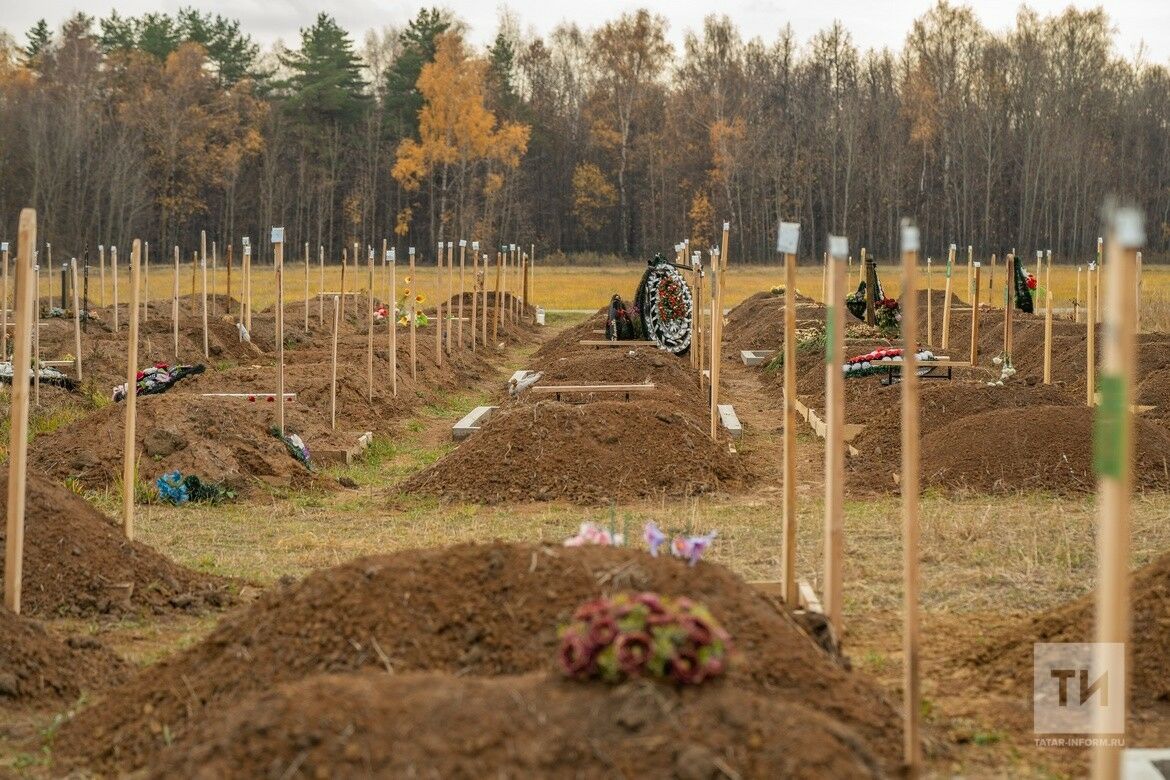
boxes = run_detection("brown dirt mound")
[0,471,235,617]
[399,400,742,504]
[28,393,346,493]
[845,382,1080,491]
[56,543,900,775]
[1137,367,1170,420]
[147,671,883,779]
[919,404,1170,493]
[722,291,825,359]
[533,308,608,358]
[0,610,129,707]
[968,550,1170,708]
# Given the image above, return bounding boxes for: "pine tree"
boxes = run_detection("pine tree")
[23,19,53,66]
[383,8,450,140]
[177,8,262,87]
[280,13,370,130]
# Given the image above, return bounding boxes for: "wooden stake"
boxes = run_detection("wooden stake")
[122,239,141,540]
[446,241,454,353]
[330,295,339,429]
[1,243,9,360]
[899,222,923,777]
[226,244,232,315]
[274,230,285,436]
[493,250,502,342]
[318,245,325,327]
[481,253,488,348]
[111,246,119,332]
[1087,263,1096,407]
[142,241,149,322]
[1043,290,1053,385]
[926,259,933,345]
[990,254,997,305]
[435,242,443,368]
[244,241,252,332]
[4,209,36,614]
[941,244,955,350]
[1091,208,1141,780]
[458,240,466,348]
[367,247,374,401]
[409,247,417,379]
[778,222,800,606]
[201,244,209,359]
[71,259,82,381]
[1136,251,1143,333]
[709,223,729,439]
[469,244,478,350]
[33,257,39,407]
[1076,266,1082,324]
[304,243,310,333]
[388,246,397,397]
[824,235,848,636]
[970,264,981,365]
[99,244,106,308]
[1005,254,1015,362]
[173,246,180,358]
[1096,237,1103,324]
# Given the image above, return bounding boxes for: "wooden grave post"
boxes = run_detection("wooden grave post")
[367,247,374,401]
[47,243,52,311]
[969,263,981,365]
[409,247,417,379]
[824,235,849,637]
[172,246,180,358]
[458,240,467,348]
[778,221,801,606]
[244,237,253,332]
[435,242,443,368]
[319,245,325,326]
[493,249,503,341]
[899,222,923,777]
[470,242,479,351]
[966,244,973,302]
[941,243,955,350]
[821,251,827,302]
[5,209,36,614]
[226,244,232,315]
[1004,254,1015,363]
[926,258,933,344]
[330,295,339,429]
[33,254,39,407]
[1096,236,1103,324]
[446,241,454,353]
[481,252,488,347]
[71,259,82,381]
[122,239,141,539]
[1087,261,1096,407]
[989,254,996,305]
[1136,250,1144,333]
[142,241,149,322]
[859,247,866,283]
[304,243,310,333]
[1091,207,1141,780]
[99,244,106,308]
[709,246,722,440]
[1044,290,1053,385]
[388,246,397,397]
[2,241,9,360]
[273,228,285,436]
[201,243,209,358]
[111,245,119,332]
[865,252,877,326]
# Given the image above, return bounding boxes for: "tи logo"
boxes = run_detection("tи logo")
[1033,642,1125,736]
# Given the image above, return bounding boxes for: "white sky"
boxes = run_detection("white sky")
[5,0,1169,64]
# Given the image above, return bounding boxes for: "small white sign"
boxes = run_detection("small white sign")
[1036,250,1043,259]
[777,222,800,254]
[270,227,284,243]
[828,235,848,260]
[974,262,982,268]
[459,239,467,247]
[244,246,251,257]
[447,241,453,248]
[949,243,956,251]
[510,243,517,251]
[385,250,392,262]
[723,221,730,231]
[241,236,250,247]
[368,249,374,260]
[901,225,920,253]
[472,241,479,250]
[0,242,7,252]
[409,247,416,256]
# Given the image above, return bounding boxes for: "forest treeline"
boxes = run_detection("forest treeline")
[1,2,1168,265]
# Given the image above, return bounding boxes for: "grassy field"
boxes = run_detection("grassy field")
[43,260,1170,328]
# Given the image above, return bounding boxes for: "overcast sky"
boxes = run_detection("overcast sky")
[5,0,1170,64]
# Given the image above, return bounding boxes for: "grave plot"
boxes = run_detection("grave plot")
[0,608,129,708]
[54,543,902,777]
[26,393,346,494]
[0,471,235,617]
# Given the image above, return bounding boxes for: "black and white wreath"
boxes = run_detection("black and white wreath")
[635,255,693,354]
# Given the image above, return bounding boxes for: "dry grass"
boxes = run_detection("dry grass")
[41,261,1170,325]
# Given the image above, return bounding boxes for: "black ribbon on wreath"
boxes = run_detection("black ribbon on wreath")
[846,272,886,321]
[1013,260,1034,313]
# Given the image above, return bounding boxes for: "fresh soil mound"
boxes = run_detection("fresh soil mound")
[722,291,825,358]
[56,543,900,774]
[919,404,1170,493]
[845,382,1079,490]
[0,471,235,617]
[1137,367,1170,420]
[533,308,608,358]
[0,610,129,707]
[399,400,741,503]
[968,550,1170,708]
[28,393,339,493]
[147,671,883,779]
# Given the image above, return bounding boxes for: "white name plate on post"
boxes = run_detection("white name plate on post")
[777,222,800,254]
[828,235,849,260]
[271,227,284,244]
